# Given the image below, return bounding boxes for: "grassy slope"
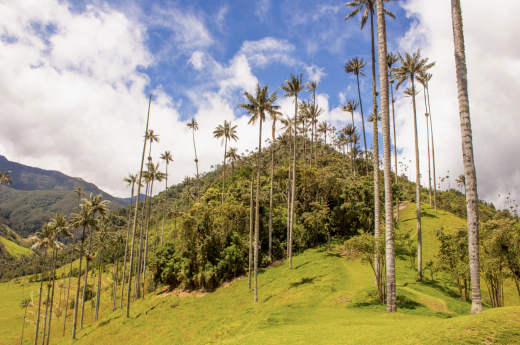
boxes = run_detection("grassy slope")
[0,236,33,257]
[2,203,520,345]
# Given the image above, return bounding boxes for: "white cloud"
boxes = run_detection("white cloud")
[188,51,204,70]
[238,37,297,68]
[394,0,520,206]
[255,0,271,17]
[304,64,327,83]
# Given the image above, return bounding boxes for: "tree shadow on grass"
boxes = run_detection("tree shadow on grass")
[396,295,423,310]
[290,277,317,288]
[294,261,310,270]
[325,252,341,258]
[421,211,439,219]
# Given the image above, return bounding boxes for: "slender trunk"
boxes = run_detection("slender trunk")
[192,128,200,202]
[94,248,103,321]
[72,227,86,339]
[356,75,369,175]
[41,250,55,345]
[269,127,275,260]
[376,0,396,312]
[63,227,78,336]
[136,182,149,298]
[126,94,152,318]
[289,94,298,269]
[248,173,254,291]
[451,0,483,314]
[222,137,228,204]
[34,252,47,345]
[142,179,155,298]
[45,247,58,345]
[21,307,27,345]
[426,112,432,206]
[162,164,167,246]
[411,78,422,280]
[254,119,262,303]
[426,83,437,213]
[112,251,117,312]
[390,80,398,220]
[286,137,292,257]
[370,10,381,286]
[120,183,134,308]
[80,233,93,327]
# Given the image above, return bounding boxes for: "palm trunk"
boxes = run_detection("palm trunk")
[425,112,432,206]
[376,0,396,311]
[126,94,151,318]
[356,75,369,175]
[120,183,134,308]
[286,136,291,257]
[136,182,149,298]
[63,227,78,336]
[222,137,228,204]
[45,247,58,345]
[254,119,262,303]
[34,251,47,345]
[21,307,27,345]
[289,95,298,269]
[41,250,55,345]
[192,129,200,203]
[142,179,155,298]
[411,78,422,280]
[370,10,381,286]
[390,80,399,220]
[269,125,276,260]
[426,82,437,213]
[162,165,167,246]
[72,226,86,339]
[248,172,254,291]
[451,0,483,315]
[112,251,117,312]
[94,247,103,321]
[80,233,93,327]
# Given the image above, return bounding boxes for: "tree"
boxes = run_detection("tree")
[279,74,307,270]
[160,151,173,245]
[19,298,32,345]
[387,52,400,220]
[279,117,295,248]
[343,100,359,127]
[0,170,12,188]
[112,232,125,311]
[451,0,483,314]
[94,221,114,321]
[376,0,396,312]
[238,83,280,303]
[268,110,282,260]
[225,147,241,173]
[213,121,239,204]
[456,174,466,195]
[344,57,368,174]
[390,49,434,280]
[306,81,318,167]
[187,118,201,202]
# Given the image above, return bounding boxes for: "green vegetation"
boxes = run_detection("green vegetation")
[0,236,32,257]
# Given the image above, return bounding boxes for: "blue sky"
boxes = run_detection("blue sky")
[0,0,518,207]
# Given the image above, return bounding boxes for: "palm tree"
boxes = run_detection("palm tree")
[248,168,254,291]
[213,121,239,204]
[62,187,85,335]
[225,147,241,173]
[159,151,173,245]
[456,174,466,195]
[279,117,295,248]
[112,232,125,311]
[120,173,139,309]
[391,49,435,280]
[126,94,152,319]
[343,100,359,127]
[451,0,483,314]
[187,118,201,202]
[375,0,396,311]
[268,110,282,260]
[306,81,318,167]
[0,170,12,188]
[387,52,400,220]
[94,221,114,321]
[19,298,32,345]
[344,58,368,174]
[238,83,280,303]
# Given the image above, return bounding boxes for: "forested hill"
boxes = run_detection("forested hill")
[0,155,127,238]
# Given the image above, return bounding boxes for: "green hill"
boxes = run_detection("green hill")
[2,203,519,345]
[0,155,127,237]
[0,236,32,257]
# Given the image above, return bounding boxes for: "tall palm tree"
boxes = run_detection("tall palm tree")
[456,174,466,195]
[343,100,359,127]
[248,169,254,291]
[279,117,295,249]
[387,52,400,220]
[62,187,85,335]
[451,0,483,314]
[306,81,318,167]
[126,95,152,319]
[20,298,32,345]
[159,151,173,245]
[120,173,139,309]
[376,0,396,311]
[112,232,125,311]
[94,221,114,321]
[344,58,368,174]
[187,119,201,202]
[213,121,239,204]
[391,49,435,280]
[0,170,12,188]
[279,74,306,270]
[268,110,282,260]
[419,72,437,213]
[225,147,241,173]
[238,83,280,303]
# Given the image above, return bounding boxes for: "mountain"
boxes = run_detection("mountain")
[0,155,127,238]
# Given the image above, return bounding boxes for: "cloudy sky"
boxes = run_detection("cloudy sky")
[0,0,517,209]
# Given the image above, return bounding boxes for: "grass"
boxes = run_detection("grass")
[1,202,520,344]
[0,236,33,257]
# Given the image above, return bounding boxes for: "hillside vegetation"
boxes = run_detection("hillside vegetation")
[2,203,519,345]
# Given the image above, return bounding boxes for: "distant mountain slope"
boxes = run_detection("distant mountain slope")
[0,155,127,237]
[0,236,32,257]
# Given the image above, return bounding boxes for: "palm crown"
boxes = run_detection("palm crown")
[187,118,199,131]
[390,50,435,90]
[344,57,367,77]
[345,0,396,28]
[238,84,280,125]
[213,120,239,145]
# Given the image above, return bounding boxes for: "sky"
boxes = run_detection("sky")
[0,0,518,210]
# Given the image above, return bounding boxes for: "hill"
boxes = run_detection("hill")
[0,236,32,257]
[2,203,519,344]
[0,155,127,237]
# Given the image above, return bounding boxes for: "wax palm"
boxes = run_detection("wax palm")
[267,109,282,259]
[238,83,280,303]
[343,100,359,127]
[159,151,173,245]
[344,58,369,174]
[279,74,306,270]
[456,174,466,194]
[225,147,241,173]
[20,298,32,345]
[111,232,125,311]
[278,117,295,240]
[94,221,114,321]
[213,121,239,204]
[388,52,400,227]
[0,170,12,188]
[306,81,318,166]
[305,102,324,166]
[187,119,201,202]
[391,49,434,280]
